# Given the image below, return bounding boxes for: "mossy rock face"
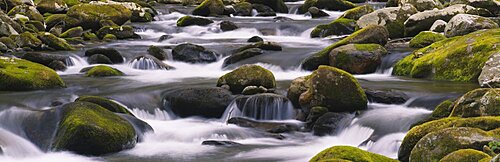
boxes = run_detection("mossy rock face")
[192,0,226,16]
[130,10,153,22]
[96,25,137,40]
[103,34,117,42]
[393,28,500,82]
[45,14,66,30]
[398,116,500,161]
[444,14,499,37]
[65,3,132,30]
[176,16,214,27]
[310,18,357,38]
[357,4,418,38]
[147,45,167,60]
[233,2,253,16]
[216,64,276,94]
[431,100,454,119]
[439,149,491,162]
[7,5,44,22]
[299,66,367,112]
[0,57,66,91]
[449,88,500,117]
[298,0,356,14]
[404,4,475,36]
[75,96,133,116]
[409,31,446,48]
[329,44,387,74]
[60,26,83,38]
[302,25,389,71]
[163,87,235,118]
[37,32,75,50]
[310,146,397,162]
[52,102,136,155]
[244,0,288,13]
[85,65,124,77]
[0,37,16,49]
[36,0,69,14]
[15,32,42,49]
[410,127,498,162]
[339,5,375,20]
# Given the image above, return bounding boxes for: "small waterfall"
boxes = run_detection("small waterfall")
[66,55,89,67]
[0,128,42,158]
[221,94,295,121]
[251,9,258,17]
[366,132,405,158]
[130,57,166,70]
[128,108,173,121]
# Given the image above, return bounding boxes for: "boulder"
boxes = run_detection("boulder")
[241,86,268,95]
[252,4,276,17]
[328,44,387,74]
[163,87,235,118]
[236,41,282,52]
[157,35,173,42]
[37,32,75,51]
[298,0,356,14]
[103,34,117,41]
[202,140,242,146]
[233,2,253,16]
[357,5,418,38]
[21,52,69,69]
[192,0,226,16]
[298,66,367,112]
[220,21,239,32]
[444,14,499,37]
[308,7,329,18]
[88,54,113,65]
[450,0,500,16]
[478,52,500,88]
[305,106,329,129]
[409,31,446,48]
[313,112,354,136]
[287,75,311,109]
[7,5,44,22]
[364,89,409,104]
[52,102,136,155]
[48,60,67,71]
[393,29,500,82]
[310,18,357,38]
[0,37,16,49]
[449,88,500,117]
[45,14,66,30]
[36,0,69,14]
[131,55,174,70]
[244,0,288,13]
[96,25,137,40]
[147,45,167,60]
[14,32,42,49]
[60,26,84,38]
[85,65,124,77]
[75,96,133,115]
[172,43,220,63]
[216,64,276,94]
[310,146,398,162]
[223,48,264,67]
[176,16,214,27]
[247,36,264,42]
[65,3,132,30]
[0,57,66,91]
[400,0,443,11]
[439,149,491,162]
[85,48,124,64]
[339,5,374,20]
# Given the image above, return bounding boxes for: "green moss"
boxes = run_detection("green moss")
[310,18,357,38]
[83,32,99,41]
[37,32,75,50]
[0,37,16,49]
[45,14,66,29]
[409,31,446,48]
[449,88,500,117]
[17,32,42,48]
[52,101,136,155]
[66,3,132,30]
[176,16,214,27]
[299,0,355,14]
[440,149,491,162]
[85,65,124,77]
[103,34,117,42]
[310,146,397,162]
[216,64,276,94]
[60,26,83,38]
[339,5,374,20]
[76,96,133,116]
[353,43,385,52]
[192,0,225,16]
[0,57,65,91]
[393,29,500,82]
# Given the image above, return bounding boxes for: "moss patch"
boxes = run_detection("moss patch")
[216,64,276,94]
[177,16,214,27]
[310,18,357,38]
[440,149,491,162]
[76,96,133,116]
[0,57,65,91]
[409,31,446,48]
[310,146,397,162]
[85,65,124,77]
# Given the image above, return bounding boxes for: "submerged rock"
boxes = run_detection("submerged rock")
[217,64,276,94]
[223,48,264,67]
[252,4,276,17]
[328,44,387,74]
[48,60,67,71]
[201,140,242,146]
[247,36,264,42]
[176,16,214,27]
[85,48,124,64]
[299,0,356,14]
[409,31,446,48]
[147,45,168,60]
[96,25,138,40]
[75,96,133,115]
[0,57,66,91]
[310,146,398,162]
[172,43,220,63]
[244,0,288,13]
[131,55,174,70]
[233,2,253,16]
[163,87,235,118]
[444,14,499,37]
[310,18,357,38]
[478,52,500,88]
[449,88,500,117]
[227,117,301,133]
[85,65,124,77]
[364,89,409,104]
[357,4,418,38]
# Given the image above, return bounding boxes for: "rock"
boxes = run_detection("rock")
[310,146,398,162]
[60,26,84,38]
[223,48,264,67]
[313,112,354,136]
[88,54,113,65]
[14,32,42,49]
[220,21,239,32]
[450,0,500,16]
[27,20,45,32]
[444,14,499,37]
[75,96,133,115]
[393,29,499,82]
[227,117,301,133]
[176,16,214,27]
[103,34,117,42]
[96,25,137,40]
[37,32,75,51]
[65,3,132,30]
[0,37,16,49]
[252,4,276,17]
[241,86,268,95]
[52,102,136,155]
[310,18,357,38]
[82,32,99,41]
[449,88,500,117]
[308,7,329,18]
[7,5,44,22]
[130,10,153,22]
[147,45,167,60]
[287,76,311,109]
[0,10,22,34]
[85,48,124,64]
[299,0,356,14]
[163,87,235,118]
[192,0,226,16]
[244,0,288,13]
[328,44,387,74]
[302,25,389,71]
[233,2,253,16]
[410,127,497,162]
[305,106,329,129]
[364,89,409,104]
[45,14,66,31]
[201,140,242,146]
[157,35,173,42]
[479,52,499,88]
[236,41,282,52]
[217,64,276,94]
[409,31,446,48]
[131,55,174,70]
[339,5,374,20]
[247,36,264,42]
[0,57,65,91]
[298,66,367,112]
[404,4,476,36]
[48,60,67,71]
[21,52,69,69]
[357,5,418,38]
[172,43,220,63]
[36,0,69,14]
[85,65,124,77]
[401,0,443,11]
[440,149,491,162]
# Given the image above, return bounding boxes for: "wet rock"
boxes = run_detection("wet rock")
[172,43,220,63]
[328,44,387,74]
[131,10,153,23]
[357,4,418,38]
[220,21,239,32]
[36,0,69,14]
[45,14,66,31]
[479,52,500,88]
[37,32,75,51]
[157,35,174,42]
[85,65,124,77]
[244,0,288,13]
[202,140,242,146]
[233,2,253,16]
[85,48,124,64]
[247,36,264,42]
[223,48,264,67]
[75,96,133,115]
[0,57,65,91]
[0,10,22,34]
[96,25,138,40]
[131,55,174,70]
[7,5,44,22]
[444,14,499,37]
[311,146,398,162]
[310,18,357,38]
[60,26,84,38]
[440,149,491,162]
[449,88,500,117]
[217,64,276,94]
[83,32,99,41]
[0,42,8,52]
[409,31,446,48]
[227,117,301,133]
[116,113,153,142]
[241,86,268,95]
[273,16,293,22]
[298,0,356,14]
[48,60,67,71]
[252,4,276,17]
[308,7,329,18]
[21,52,69,69]
[147,45,168,60]
[305,106,329,129]
[65,3,132,30]
[364,89,408,104]
[177,16,214,27]
[87,54,113,65]
[192,0,226,16]
[236,41,282,52]
[163,87,235,118]
[14,32,42,49]
[103,34,117,42]
[339,5,374,20]
[287,76,311,110]
[450,0,500,16]
[401,0,443,11]
[0,37,16,49]
[313,112,354,136]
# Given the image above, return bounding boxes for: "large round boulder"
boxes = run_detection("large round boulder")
[439,149,492,162]
[65,3,132,30]
[85,48,124,64]
[192,0,226,16]
[217,64,276,94]
[172,43,220,63]
[409,31,446,48]
[0,57,66,91]
[328,44,387,74]
[357,4,418,38]
[298,0,356,14]
[310,18,357,38]
[449,88,500,117]
[85,65,124,77]
[450,0,500,16]
[163,87,235,118]
[444,14,499,37]
[310,146,398,162]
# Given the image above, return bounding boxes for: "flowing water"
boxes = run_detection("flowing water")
[0,1,480,162]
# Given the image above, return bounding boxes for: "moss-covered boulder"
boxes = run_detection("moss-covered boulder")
[85,65,124,77]
[96,25,137,40]
[339,5,374,21]
[449,88,500,117]
[192,0,226,16]
[444,14,499,37]
[176,16,214,27]
[310,18,357,38]
[450,0,500,16]
[400,0,443,11]
[409,31,446,48]
[0,57,66,91]
[36,0,70,14]
[479,52,500,88]
[7,5,44,22]
[302,25,389,71]
[52,102,136,155]
[216,64,276,94]
[45,14,66,30]
[233,2,253,16]
[298,0,356,14]
[439,149,491,162]
[410,127,498,162]
[65,3,132,30]
[244,0,288,13]
[310,146,397,162]
[14,32,42,49]
[75,96,133,116]
[298,66,367,112]
[393,29,500,82]
[59,26,83,38]
[357,4,418,38]
[85,48,124,64]
[328,44,387,74]
[147,45,167,60]
[37,32,75,50]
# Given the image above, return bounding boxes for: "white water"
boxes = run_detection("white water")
[221,94,295,121]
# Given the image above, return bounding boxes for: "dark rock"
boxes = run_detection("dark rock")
[298,0,356,14]
[117,114,153,142]
[172,43,220,63]
[233,2,253,16]
[308,7,329,18]
[163,87,235,118]
[223,48,264,67]
[21,52,70,69]
[202,140,242,146]
[328,44,387,74]
[364,89,408,104]
[252,4,276,17]
[87,54,113,65]
[96,25,138,40]
[241,86,268,95]
[273,16,293,22]
[158,35,173,42]
[177,16,214,27]
[247,36,264,42]
[227,117,301,133]
[236,41,282,52]
[147,45,167,60]
[85,48,124,64]
[313,112,355,136]
[48,60,67,71]
[305,106,329,130]
[311,18,357,38]
[220,21,239,32]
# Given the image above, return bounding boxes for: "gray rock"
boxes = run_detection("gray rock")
[247,36,264,42]
[357,5,418,38]
[308,7,329,18]
[85,48,124,64]
[220,21,239,32]
[147,45,167,60]
[478,52,500,88]
[48,60,67,71]
[241,86,268,95]
[430,20,447,32]
[400,0,443,11]
[163,87,235,118]
[172,43,220,63]
[21,52,70,68]
[444,14,499,37]
[329,44,388,74]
